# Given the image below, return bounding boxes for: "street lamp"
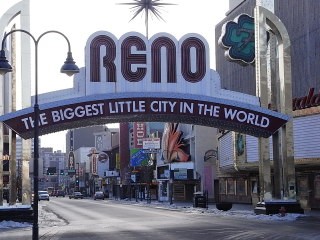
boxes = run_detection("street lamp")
[146,153,155,204]
[0,29,79,240]
[76,162,80,191]
[161,150,179,205]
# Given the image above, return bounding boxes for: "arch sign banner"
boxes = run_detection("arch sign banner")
[0,31,289,139]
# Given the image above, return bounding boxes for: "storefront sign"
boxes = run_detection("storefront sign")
[2,155,10,160]
[174,168,188,180]
[292,88,320,110]
[142,138,160,149]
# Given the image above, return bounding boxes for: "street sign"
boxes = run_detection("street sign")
[142,138,160,149]
[67,169,76,176]
[104,170,120,177]
[142,149,159,154]
[131,174,136,183]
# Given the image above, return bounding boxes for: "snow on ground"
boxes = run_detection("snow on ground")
[0,200,309,229]
[0,220,31,229]
[121,200,305,222]
[0,202,65,230]
[0,203,32,229]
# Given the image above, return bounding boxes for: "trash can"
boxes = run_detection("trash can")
[193,192,207,208]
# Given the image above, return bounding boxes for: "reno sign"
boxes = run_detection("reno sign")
[0,31,289,139]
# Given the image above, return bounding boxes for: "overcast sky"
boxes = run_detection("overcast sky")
[28,0,229,151]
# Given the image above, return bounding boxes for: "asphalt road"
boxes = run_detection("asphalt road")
[1,197,320,240]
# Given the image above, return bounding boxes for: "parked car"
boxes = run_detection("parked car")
[94,191,105,200]
[38,191,50,201]
[56,190,65,197]
[69,192,84,199]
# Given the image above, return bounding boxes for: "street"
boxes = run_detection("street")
[1,198,320,240]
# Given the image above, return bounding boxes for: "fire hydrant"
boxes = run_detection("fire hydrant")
[279,206,286,217]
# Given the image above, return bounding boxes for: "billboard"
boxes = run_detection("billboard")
[130,148,149,167]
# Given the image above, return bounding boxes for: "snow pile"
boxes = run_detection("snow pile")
[0,203,65,229]
[124,200,305,221]
[0,220,31,229]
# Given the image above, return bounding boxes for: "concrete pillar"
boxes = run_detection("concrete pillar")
[281,122,296,200]
[255,5,272,202]
[22,139,31,205]
[0,48,4,207]
[0,80,3,205]
[255,5,296,201]
[8,28,17,205]
[9,132,17,204]
[269,35,283,200]
[258,138,272,201]
[0,128,3,205]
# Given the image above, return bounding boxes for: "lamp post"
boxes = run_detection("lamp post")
[76,162,80,191]
[146,153,155,204]
[161,150,179,205]
[0,29,79,240]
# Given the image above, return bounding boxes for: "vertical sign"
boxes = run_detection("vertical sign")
[92,151,97,175]
[116,153,120,170]
[68,151,75,170]
[70,130,74,151]
[133,122,146,149]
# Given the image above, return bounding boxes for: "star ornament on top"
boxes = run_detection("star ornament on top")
[118,0,176,38]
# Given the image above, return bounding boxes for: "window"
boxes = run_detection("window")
[252,181,258,194]
[236,178,246,196]
[227,178,235,195]
[314,175,320,199]
[219,179,226,194]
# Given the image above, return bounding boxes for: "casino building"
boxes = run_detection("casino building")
[215,0,320,209]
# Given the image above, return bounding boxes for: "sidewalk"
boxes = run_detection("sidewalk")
[110,198,320,219]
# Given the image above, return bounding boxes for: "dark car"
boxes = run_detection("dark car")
[69,192,84,199]
[56,190,65,197]
[94,191,105,200]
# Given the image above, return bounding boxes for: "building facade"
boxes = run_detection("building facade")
[37,148,66,193]
[66,126,106,153]
[154,123,218,203]
[0,0,31,205]
[215,0,320,209]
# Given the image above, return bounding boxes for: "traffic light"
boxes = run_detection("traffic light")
[60,170,64,175]
[76,177,79,183]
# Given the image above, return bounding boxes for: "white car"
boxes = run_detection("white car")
[38,191,50,201]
